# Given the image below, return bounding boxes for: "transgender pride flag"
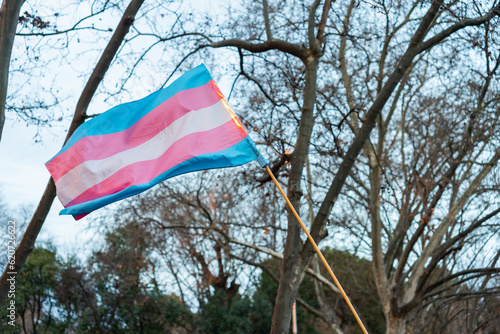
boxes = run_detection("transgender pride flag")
[46,64,267,220]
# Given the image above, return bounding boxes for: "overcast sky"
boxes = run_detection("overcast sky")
[0,0,234,256]
[1,122,95,258]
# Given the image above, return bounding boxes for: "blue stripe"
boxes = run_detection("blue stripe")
[54,64,213,158]
[60,139,259,217]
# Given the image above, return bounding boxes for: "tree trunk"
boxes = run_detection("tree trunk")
[386,315,405,334]
[0,0,25,142]
[270,57,319,334]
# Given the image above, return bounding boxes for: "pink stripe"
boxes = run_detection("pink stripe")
[64,120,244,208]
[74,213,88,221]
[47,80,222,183]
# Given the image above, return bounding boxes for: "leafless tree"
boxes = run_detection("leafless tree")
[2,1,500,333]
[160,1,500,332]
[330,2,500,332]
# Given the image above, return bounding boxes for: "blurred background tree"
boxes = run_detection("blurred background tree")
[1,1,500,333]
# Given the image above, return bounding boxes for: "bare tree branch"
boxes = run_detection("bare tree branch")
[262,0,272,41]
[205,38,306,61]
[419,4,500,53]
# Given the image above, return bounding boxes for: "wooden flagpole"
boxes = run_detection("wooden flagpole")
[266,165,369,334]
[292,302,298,334]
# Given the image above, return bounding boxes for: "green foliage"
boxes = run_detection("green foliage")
[60,222,193,333]
[9,231,192,333]
[248,286,274,333]
[200,287,274,334]
[0,307,21,333]
[15,246,63,333]
[254,269,320,334]
[254,249,385,333]
[201,289,251,334]
[6,231,384,333]
[320,248,385,334]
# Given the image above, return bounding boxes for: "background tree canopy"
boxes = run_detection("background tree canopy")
[1,0,500,333]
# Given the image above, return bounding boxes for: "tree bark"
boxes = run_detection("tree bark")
[386,315,406,334]
[0,0,25,142]
[270,56,320,334]
[269,0,331,330]
[0,0,145,305]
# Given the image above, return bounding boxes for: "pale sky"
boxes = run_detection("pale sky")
[1,116,95,255]
[0,0,235,256]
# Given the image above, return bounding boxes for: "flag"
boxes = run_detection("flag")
[46,64,267,220]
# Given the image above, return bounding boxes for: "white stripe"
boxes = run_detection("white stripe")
[56,100,233,205]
